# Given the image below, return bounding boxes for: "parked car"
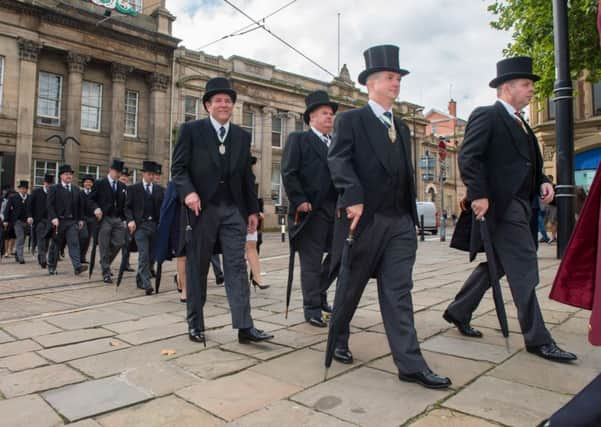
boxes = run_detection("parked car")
[416,201,438,235]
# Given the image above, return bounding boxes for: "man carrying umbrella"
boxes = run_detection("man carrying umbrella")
[282,90,338,328]
[3,180,30,264]
[327,45,451,388]
[27,174,54,268]
[118,167,134,273]
[443,56,576,363]
[79,174,96,264]
[125,160,164,295]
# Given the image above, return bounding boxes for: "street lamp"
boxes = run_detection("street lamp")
[45,135,80,164]
[412,106,424,186]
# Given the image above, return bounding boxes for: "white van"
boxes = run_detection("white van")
[416,201,438,235]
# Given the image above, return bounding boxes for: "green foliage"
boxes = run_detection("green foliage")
[488,0,601,97]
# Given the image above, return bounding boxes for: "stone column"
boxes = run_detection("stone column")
[110,63,131,161]
[64,52,89,170]
[284,112,298,148]
[147,72,170,163]
[260,107,276,204]
[15,38,42,186]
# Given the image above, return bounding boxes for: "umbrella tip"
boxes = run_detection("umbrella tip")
[285,308,289,320]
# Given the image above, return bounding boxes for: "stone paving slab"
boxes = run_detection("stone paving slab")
[38,338,129,363]
[34,328,115,348]
[0,351,48,372]
[68,420,102,427]
[442,327,524,350]
[176,370,301,421]
[97,395,224,427]
[408,408,498,427]
[0,339,42,357]
[118,361,200,396]
[0,330,14,344]
[444,375,571,427]
[1,319,62,339]
[268,327,328,349]
[230,399,355,426]
[0,364,86,397]
[421,335,516,363]
[109,300,185,317]
[116,321,187,345]
[0,394,64,427]
[42,376,152,422]
[220,340,294,361]
[103,313,182,334]
[174,348,257,379]
[45,308,139,330]
[312,331,392,363]
[292,367,451,427]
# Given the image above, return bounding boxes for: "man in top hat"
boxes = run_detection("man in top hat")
[172,76,273,344]
[328,45,451,388]
[27,174,54,268]
[443,56,576,363]
[125,160,165,295]
[90,158,127,283]
[2,180,30,264]
[282,90,339,329]
[47,165,88,275]
[79,174,96,264]
[152,162,163,187]
[118,167,134,273]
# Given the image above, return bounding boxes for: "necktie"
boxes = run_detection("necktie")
[382,111,396,142]
[382,111,393,128]
[219,126,226,140]
[64,184,71,192]
[145,184,151,195]
[322,135,331,147]
[514,111,527,133]
[112,181,117,193]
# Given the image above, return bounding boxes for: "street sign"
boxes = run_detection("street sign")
[438,139,447,161]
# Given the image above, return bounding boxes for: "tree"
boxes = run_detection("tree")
[488,0,601,97]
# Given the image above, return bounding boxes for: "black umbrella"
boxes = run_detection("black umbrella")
[88,220,100,280]
[30,223,37,256]
[284,211,301,319]
[479,217,510,352]
[155,262,162,294]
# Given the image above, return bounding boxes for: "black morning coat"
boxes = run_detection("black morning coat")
[90,177,127,219]
[124,182,165,225]
[47,184,86,222]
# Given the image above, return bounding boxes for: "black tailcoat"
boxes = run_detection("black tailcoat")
[27,188,48,223]
[90,178,126,219]
[47,184,85,222]
[5,193,28,224]
[125,182,165,224]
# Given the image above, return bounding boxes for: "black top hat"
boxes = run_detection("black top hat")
[58,164,74,176]
[110,158,124,173]
[121,167,130,176]
[358,45,409,85]
[43,174,55,184]
[17,180,29,189]
[202,77,237,109]
[303,90,339,125]
[153,162,162,175]
[141,160,155,172]
[489,56,540,88]
[81,174,95,184]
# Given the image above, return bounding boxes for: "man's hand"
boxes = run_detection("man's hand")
[185,192,201,216]
[248,214,258,233]
[540,183,555,205]
[127,221,136,234]
[459,197,470,212]
[27,217,33,225]
[346,203,364,232]
[51,218,59,228]
[78,221,84,230]
[94,208,103,220]
[471,198,489,220]
[2,222,7,229]
[296,202,312,213]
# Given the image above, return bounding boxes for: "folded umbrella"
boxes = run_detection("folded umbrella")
[479,217,510,352]
[284,211,302,319]
[88,220,100,280]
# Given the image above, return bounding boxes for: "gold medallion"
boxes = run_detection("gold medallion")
[219,144,226,155]
[388,126,397,143]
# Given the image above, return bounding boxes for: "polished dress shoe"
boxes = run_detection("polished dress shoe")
[307,317,328,328]
[398,369,452,389]
[321,301,333,314]
[144,287,154,296]
[103,275,113,284]
[125,267,135,272]
[215,275,225,285]
[526,341,577,363]
[188,329,206,347]
[443,310,483,338]
[238,327,274,344]
[333,348,353,364]
[74,265,88,275]
[40,262,47,269]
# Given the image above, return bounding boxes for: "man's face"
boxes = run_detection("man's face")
[367,71,401,102]
[505,79,535,109]
[205,93,234,124]
[109,169,121,181]
[119,175,129,185]
[18,186,27,195]
[153,174,161,184]
[83,180,93,190]
[61,172,73,184]
[142,171,155,183]
[310,106,335,135]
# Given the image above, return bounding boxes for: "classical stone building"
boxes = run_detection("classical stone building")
[530,76,601,192]
[0,0,178,188]
[172,47,431,227]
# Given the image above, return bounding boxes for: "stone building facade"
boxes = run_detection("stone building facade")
[0,0,178,188]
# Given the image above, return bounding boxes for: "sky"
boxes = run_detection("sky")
[167,0,513,120]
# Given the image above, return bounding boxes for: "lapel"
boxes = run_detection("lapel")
[393,118,415,186]
[228,125,242,173]
[359,105,394,176]
[201,119,222,170]
[306,130,328,163]
[494,101,530,160]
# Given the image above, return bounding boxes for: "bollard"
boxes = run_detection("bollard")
[281,224,286,242]
[440,215,446,243]
[420,214,425,242]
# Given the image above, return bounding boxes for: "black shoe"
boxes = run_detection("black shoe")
[215,275,225,285]
[333,348,353,364]
[539,237,550,243]
[74,265,88,275]
[103,275,113,284]
[144,286,154,296]
[18,259,25,264]
[238,327,274,343]
[321,301,333,314]
[48,268,57,276]
[40,262,47,269]
[307,317,328,328]
[180,298,187,303]
[81,260,89,265]
[250,278,269,291]
[188,329,206,347]
[526,342,577,363]
[443,310,483,338]
[174,274,182,293]
[125,267,135,272]
[398,369,452,389]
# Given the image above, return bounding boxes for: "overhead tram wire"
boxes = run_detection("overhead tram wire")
[222,0,347,84]
[198,0,300,50]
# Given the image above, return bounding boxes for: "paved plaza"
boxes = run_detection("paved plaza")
[0,232,596,426]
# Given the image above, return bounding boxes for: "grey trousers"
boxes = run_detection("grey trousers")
[186,202,253,331]
[446,198,552,347]
[35,220,50,265]
[99,217,126,276]
[134,221,156,289]
[295,209,334,319]
[48,220,81,270]
[14,220,26,262]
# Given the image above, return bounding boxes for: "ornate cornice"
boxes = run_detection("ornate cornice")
[111,63,133,83]
[262,107,277,117]
[17,38,42,63]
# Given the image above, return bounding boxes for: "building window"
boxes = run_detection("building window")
[295,118,305,132]
[78,164,100,183]
[241,105,255,143]
[37,72,63,126]
[129,0,143,12]
[271,163,282,204]
[33,160,58,187]
[272,115,284,148]
[548,97,556,120]
[0,56,4,112]
[124,90,139,137]
[593,82,601,116]
[81,81,102,131]
[184,95,199,122]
